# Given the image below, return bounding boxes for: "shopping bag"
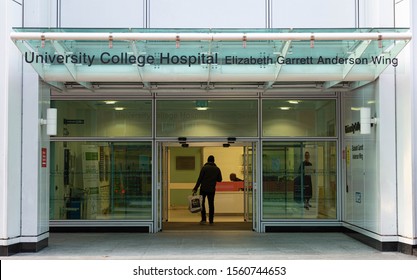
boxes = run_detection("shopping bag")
[188,194,202,213]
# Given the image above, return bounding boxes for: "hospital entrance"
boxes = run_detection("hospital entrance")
[158,142,256,231]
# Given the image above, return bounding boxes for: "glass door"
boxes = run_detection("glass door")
[243,144,252,222]
[154,141,166,232]
[243,141,259,231]
[156,141,258,230]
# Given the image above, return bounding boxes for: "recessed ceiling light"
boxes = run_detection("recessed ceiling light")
[280,107,290,110]
[105,101,117,105]
[114,107,125,111]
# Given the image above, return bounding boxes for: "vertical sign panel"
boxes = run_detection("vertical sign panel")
[41,148,47,168]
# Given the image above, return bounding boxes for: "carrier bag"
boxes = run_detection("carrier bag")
[188,194,203,213]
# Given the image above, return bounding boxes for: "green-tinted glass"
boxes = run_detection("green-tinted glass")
[52,100,152,137]
[262,141,337,220]
[156,99,258,137]
[50,141,152,221]
[12,28,410,84]
[262,99,336,137]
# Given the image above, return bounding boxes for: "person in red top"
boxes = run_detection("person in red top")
[193,155,222,225]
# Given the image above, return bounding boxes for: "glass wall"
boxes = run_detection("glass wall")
[49,97,339,225]
[262,99,336,137]
[52,100,152,137]
[262,141,337,219]
[156,100,258,137]
[50,141,152,220]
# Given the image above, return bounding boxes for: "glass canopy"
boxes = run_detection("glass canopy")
[11,28,411,91]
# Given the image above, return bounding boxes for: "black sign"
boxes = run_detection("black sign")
[64,119,84,125]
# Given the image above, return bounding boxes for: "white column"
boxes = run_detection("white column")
[390,0,416,247]
[19,0,55,246]
[402,0,417,245]
[412,0,417,247]
[0,0,23,254]
[356,0,398,240]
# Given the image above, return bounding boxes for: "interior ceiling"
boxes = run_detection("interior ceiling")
[10,28,411,94]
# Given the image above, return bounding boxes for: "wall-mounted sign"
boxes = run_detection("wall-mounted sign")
[352,144,364,160]
[176,156,195,170]
[64,119,84,125]
[345,122,361,134]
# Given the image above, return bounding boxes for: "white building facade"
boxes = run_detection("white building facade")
[1,0,416,256]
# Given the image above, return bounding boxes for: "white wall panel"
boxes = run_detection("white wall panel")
[358,0,394,27]
[61,0,144,28]
[21,64,41,236]
[150,0,265,28]
[24,0,56,27]
[272,0,355,28]
[0,2,9,239]
[375,74,397,235]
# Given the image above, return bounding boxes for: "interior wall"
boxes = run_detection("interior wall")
[204,146,244,181]
[169,146,244,208]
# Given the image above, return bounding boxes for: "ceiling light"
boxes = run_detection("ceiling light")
[114,107,125,111]
[288,100,300,104]
[280,107,290,110]
[105,100,117,104]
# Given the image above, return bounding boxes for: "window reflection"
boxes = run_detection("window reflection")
[50,142,152,220]
[262,99,336,137]
[156,100,258,137]
[52,100,152,137]
[262,141,337,219]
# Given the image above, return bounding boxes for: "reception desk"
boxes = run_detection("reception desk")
[216,181,244,192]
[215,181,244,214]
[169,182,246,214]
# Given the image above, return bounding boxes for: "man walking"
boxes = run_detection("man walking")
[192,155,222,225]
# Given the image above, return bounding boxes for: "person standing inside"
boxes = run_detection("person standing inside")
[299,151,314,210]
[192,155,222,225]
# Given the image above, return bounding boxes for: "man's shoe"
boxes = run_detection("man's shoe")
[199,221,206,225]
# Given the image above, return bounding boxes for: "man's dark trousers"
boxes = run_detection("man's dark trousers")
[201,190,215,223]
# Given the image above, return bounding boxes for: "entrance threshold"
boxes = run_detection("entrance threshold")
[162,222,252,231]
